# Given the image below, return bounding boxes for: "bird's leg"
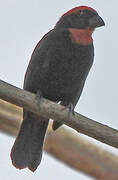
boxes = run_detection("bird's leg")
[61,102,75,120]
[35,90,43,107]
[66,103,75,120]
[68,103,75,115]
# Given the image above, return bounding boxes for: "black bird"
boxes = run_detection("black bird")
[11,6,105,172]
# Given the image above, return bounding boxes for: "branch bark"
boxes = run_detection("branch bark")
[0,79,118,149]
[1,99,118,180]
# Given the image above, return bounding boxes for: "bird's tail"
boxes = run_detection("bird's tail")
[52,101,66,130]
[52,121,63,130]
[10,110,49,172]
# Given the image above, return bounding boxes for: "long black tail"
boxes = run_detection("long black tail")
[11,110,49,172]
[52,101,67,130]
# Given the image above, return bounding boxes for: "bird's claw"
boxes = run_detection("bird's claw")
[35,90,43,106]
[61,103,75,120]
[67,103,75,121]
[68,103,75,116]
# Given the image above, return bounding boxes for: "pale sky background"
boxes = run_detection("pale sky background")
[0,1,118,180]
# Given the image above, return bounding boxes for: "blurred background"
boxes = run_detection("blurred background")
[0,0,118,179]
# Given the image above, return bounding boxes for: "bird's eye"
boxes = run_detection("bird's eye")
[79,10,84,15]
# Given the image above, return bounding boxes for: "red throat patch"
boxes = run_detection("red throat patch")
[69,28,94,45]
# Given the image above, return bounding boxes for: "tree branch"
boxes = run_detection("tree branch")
[1,99,118,180]
[0,79,118,149]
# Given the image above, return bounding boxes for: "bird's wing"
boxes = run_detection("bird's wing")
[24,28,70,92]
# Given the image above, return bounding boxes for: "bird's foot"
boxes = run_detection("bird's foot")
[67,103,75,120]
[35,90,43,106]
[62,103,75,120]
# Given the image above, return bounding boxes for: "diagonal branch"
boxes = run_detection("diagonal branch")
[1,99,118,180]
[0,79,118,149]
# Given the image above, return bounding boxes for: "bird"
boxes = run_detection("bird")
[11,6,105,172]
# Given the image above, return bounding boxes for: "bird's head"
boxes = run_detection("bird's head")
[56,6,105,30]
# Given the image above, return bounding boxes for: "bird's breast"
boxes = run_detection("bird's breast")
[41,42,94,101]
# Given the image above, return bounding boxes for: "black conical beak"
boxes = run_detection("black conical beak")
[89,14,105,28]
